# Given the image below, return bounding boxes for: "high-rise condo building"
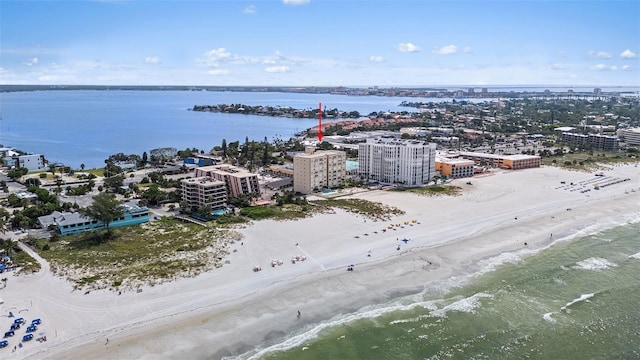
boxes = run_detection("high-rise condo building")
[358,137,436,186]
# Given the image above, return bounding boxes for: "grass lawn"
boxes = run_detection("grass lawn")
[240,203,314,220]
[84,168,105,177]
[30,217,241,292]
[312,198,405,221]
[240,198,405,222]
[393,185,462,197]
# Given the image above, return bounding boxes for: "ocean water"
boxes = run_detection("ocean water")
[246,221,640,360]
[0,90,466,169]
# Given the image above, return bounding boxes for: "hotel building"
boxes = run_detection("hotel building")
[459,152,540,169]
[561,132,619,151]
[181,177,227,211]
[293,147,346,194]
[435,157,474,178]
[37,202,150,236]
[195,164,260,198]
[358,137,436,186]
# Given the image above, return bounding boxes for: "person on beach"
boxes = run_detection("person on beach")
[297,310,301,318]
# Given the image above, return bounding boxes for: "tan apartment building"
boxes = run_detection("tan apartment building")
[195,165,260,198]
[293,147,346,194]
[181,177,227,211]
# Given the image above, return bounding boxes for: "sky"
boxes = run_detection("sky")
[1,0,639,87]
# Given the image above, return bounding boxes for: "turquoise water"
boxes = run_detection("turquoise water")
[346,160,359,171]
[250,221,640,360]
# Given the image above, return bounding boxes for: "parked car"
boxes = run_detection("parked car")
[31,318,42,325]
[22,333,33,341]
[0,339,8,348]
[26,325,37,333]
[13,318,25,325]
[3,331,14,338]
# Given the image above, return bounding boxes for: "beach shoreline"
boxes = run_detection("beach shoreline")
[2,165,637,360]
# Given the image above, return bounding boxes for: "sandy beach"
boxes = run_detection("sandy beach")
[2,164,638,359]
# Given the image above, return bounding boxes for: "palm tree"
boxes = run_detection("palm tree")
[49,164,57,177]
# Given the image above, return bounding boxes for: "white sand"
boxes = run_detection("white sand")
[2,164,638,359]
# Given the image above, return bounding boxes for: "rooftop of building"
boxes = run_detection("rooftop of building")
[197,164,257,177]
[364,136,436,147]
[181,176,225,186]
[460,152,541,160]
[435,157,475,164]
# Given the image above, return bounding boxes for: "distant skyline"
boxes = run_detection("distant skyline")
[1,0,639,87]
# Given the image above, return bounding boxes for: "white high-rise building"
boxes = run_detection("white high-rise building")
[358,137,436,186]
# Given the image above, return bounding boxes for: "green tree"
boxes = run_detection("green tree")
[79,193,123,235]
[141,184,166,206]
[24,178,41,187]
[0,208,10,234]
[80,163,85,171]
[221,139,228,158]
[243,136,249,158]
[103,174,125,192]
[7,167,28,181]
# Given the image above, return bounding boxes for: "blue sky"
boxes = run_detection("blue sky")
[1,0,639,87]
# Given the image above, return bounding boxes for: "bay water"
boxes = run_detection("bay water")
[0,90,460,169]
[247,220,640,360]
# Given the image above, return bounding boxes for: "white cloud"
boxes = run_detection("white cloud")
[433,45,458,55]
[622,65,631,71]
[208,69,229,75]
[588,51,612,59]
[282,0,309,5]
[620,49,637,59]
[26,57,39,66]
[590,64,617,71]
[462,46,472,53]
[206,48,232,61]
[369,55,384,63]
[265,65,290,73]
[145,57,160,64]
[243,5,256,14]
[198,48,235,67]
[396,43,420,53]
[550,63,568,70]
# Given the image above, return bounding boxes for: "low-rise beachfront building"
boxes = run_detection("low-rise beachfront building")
[195,165,260,198]
[293,147,346,194]
[37,203,150,236]
[459,152,540,169]
[358,137,436,186]
[3,154,47,172]
[435,157,474,179]
[561,132,619,151]
[180,176,227,211]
